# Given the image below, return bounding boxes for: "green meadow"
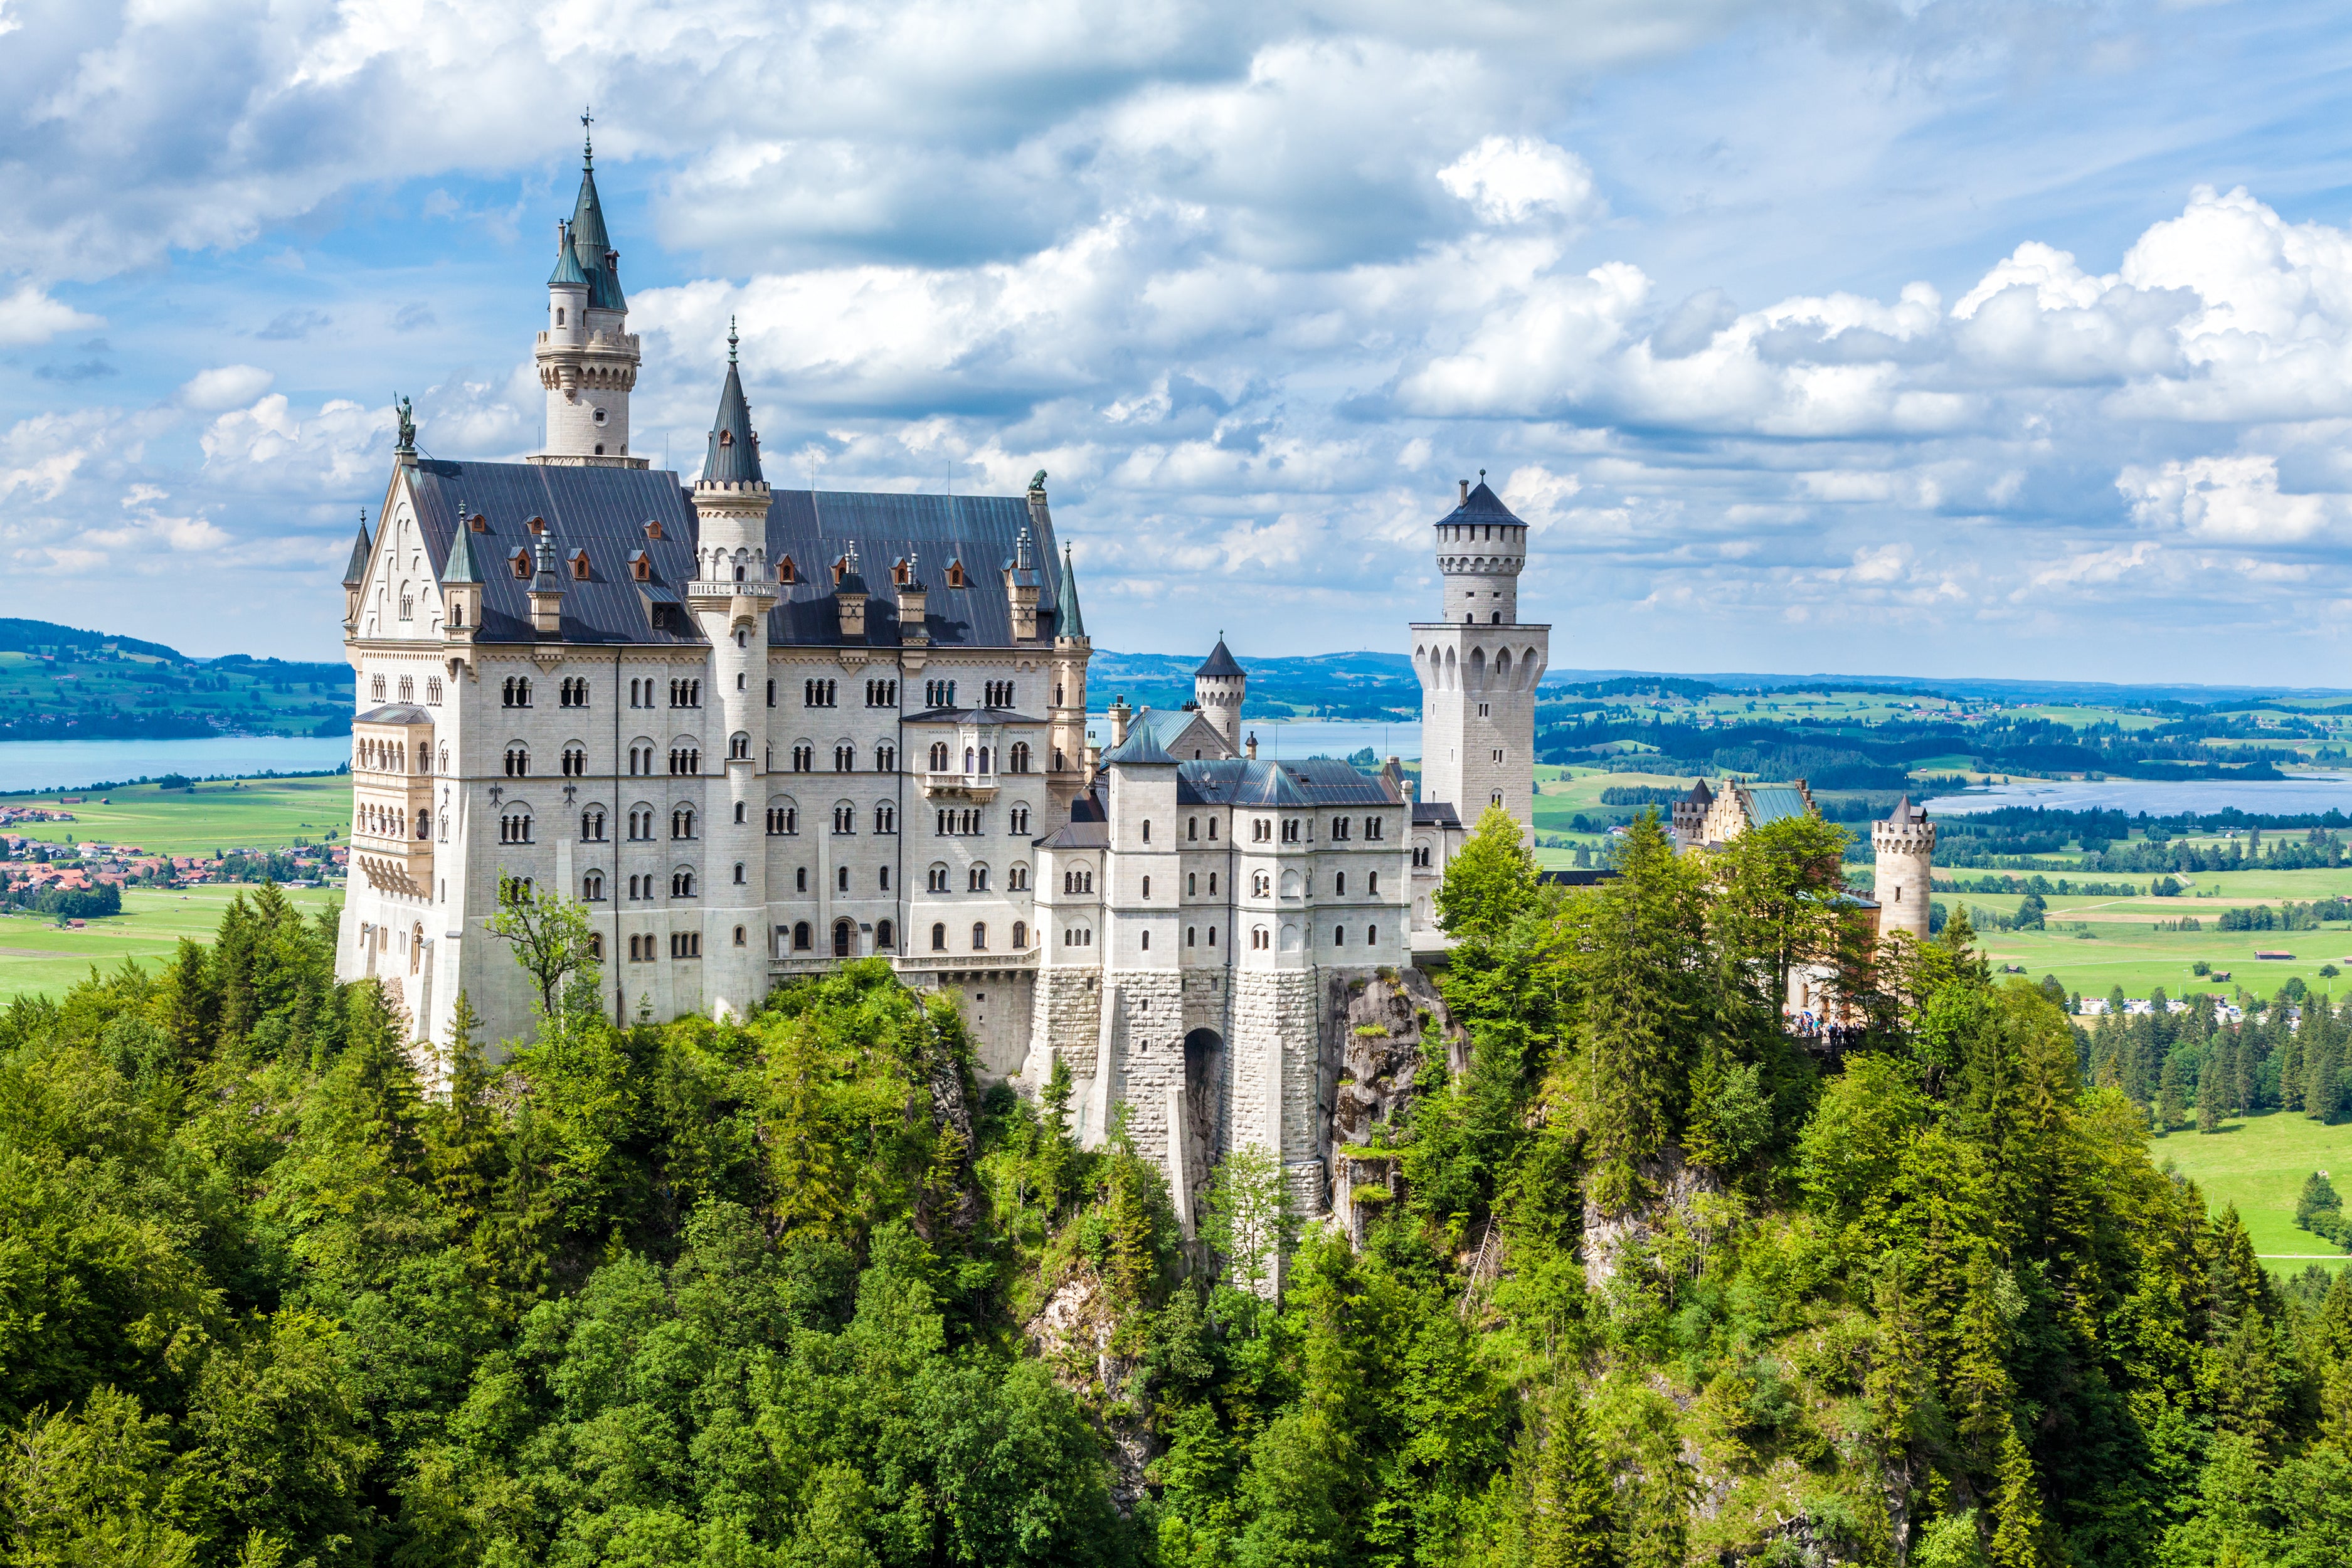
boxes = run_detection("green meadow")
[6,773,348,857]
[2154,1110,2352,1271]
[0,883,342,1004]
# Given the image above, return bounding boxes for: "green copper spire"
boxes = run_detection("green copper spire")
[1056,544,1086,638]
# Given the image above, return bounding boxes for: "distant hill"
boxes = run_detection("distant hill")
[0,619,353,741]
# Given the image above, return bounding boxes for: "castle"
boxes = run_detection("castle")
[337,134,1549,1227]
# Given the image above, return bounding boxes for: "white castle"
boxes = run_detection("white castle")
[338,135,1549,1224]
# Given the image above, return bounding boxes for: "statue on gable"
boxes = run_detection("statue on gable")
[395,395,417,455]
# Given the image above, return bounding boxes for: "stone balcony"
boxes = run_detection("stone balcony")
[684,576,780,612]
[919,770,1000,802]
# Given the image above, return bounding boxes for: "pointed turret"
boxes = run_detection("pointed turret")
[701,320,764,487]
[532,112,642,465]
[1055,544,1086,640]
[1192,632,1247,753]
[342,512,372,588]
[440,511,482,639]
[341,512,373,630]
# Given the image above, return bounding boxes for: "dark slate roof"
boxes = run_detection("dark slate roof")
[1103,724,1178,766]
[1176,758,1402,808]
[1055,545,1086,638]
[1413,802,1462,828]
[1037,817,1110,849]
[1684,778,1714,805]
[1195,637,1244,679]
[1438,477,1524,527]
[355,702,432,724]
[1885,794,1928,824]
[701,338,763,485]
[1539,869,1621,886]
[342,518,373,587]
[402,461,1066,649]
[1130,707,1219,755]
[763,490,1066,649]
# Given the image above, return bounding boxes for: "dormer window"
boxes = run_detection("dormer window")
[831,555,848,585]
[644,519,663,541]
[719,430,733,447]
[946,559,967,589]
[570,549,591,580]
[526,516,544,535]
[469,514,488,532]
[777,555,797,585]
[893,558,911,586]
[509,549,531,579]
[628,550,651,583]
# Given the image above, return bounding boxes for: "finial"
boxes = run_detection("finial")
[581,106,594,164]
[728,315,738,364]
[1479,467,1486,480]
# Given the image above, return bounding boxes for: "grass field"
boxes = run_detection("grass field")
[2154,1110,2352,1271]
[0,882,341,1003]
[9,773,348,856]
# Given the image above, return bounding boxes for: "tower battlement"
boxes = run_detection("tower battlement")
[1871,798,1936,942]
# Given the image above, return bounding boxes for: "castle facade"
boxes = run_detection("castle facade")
[337,137,1547,1228]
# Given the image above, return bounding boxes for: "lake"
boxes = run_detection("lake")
[1090,715,1421,761]
[0,737,352,795]
[1924,775,2352,817]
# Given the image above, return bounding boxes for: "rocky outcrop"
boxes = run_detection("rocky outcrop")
[1579,1143,1720,1288]
[1023,1264,1153,1512]
[1318,966,1462,1236]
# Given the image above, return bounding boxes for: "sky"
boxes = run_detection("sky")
[6,1,2352,684]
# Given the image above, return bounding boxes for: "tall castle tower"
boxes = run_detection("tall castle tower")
[687,324,778,1017]
[1411,474,1549,830]
[1193,636,1246,751]
[534,120,642,466]
[1872,798,1936,943]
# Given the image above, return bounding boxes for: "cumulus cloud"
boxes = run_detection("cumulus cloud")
[1438,137,1599,226]
[177,364,275,411]
[0,282,100,346]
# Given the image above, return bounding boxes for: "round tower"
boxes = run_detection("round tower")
[686,323,776,1019]
[1872,797,1936,943]
[1437,469,1526,625]
[1193,634,1246,752]
[1410,473,1548,829]
[534,118,642,464]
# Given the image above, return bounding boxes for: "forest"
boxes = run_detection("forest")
[4,812,2351,1568]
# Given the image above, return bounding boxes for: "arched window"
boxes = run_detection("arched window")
[874,803,896,834]
[672,807,696,839]
[1008,863,1028,891]
[1140,931,1150,950]
[969,865,989,892]
[733,861,746,884]
[971,921,987,951]
[583,870,605,900]
[581,808,605,840]
[504,745,529,776]
[834,920,854,958]
[929,741,950,771]
[672,868,697,898]
[931,922,948,952]
[876,919,895,950]
[927,864,950,893]
[415,810,430,840]
[833,803,855,834]
[1010,742,1030,773]
[793,921,812,951]
[1012,920,1027,949]
[837,865,849,893]
[731,733,751,760]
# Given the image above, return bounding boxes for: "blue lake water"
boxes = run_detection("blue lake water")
[1089,715,1421,761]
[0,737,351,795]
[1925,775,2352,817]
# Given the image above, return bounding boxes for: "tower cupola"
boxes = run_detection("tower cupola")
[1435,470,1528,626]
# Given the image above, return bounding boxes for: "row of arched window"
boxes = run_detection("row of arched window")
[364,675,443,705]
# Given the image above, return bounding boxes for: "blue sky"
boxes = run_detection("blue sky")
[6,1,2352,682]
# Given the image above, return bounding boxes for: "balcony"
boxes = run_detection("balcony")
[920,770,1000,802]
[684,576,780,612]
[352,834,432,898]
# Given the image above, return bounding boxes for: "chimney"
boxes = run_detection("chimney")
[1458,479,1469,504]
[1109,695,1131,746]
[1246,731,1258,760]
[527,531,564,637]
[1005,526,1041,640]
[898,551,929,645]
[836,543,869,642]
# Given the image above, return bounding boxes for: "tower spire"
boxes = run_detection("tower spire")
[1056,544,1086,639]
[581,105,594,166]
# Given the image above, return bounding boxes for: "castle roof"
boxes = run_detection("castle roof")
[1683,778,1714,805]
[1175,756,1404,808]
[354,702,432,725]
[405,459,1069,649]
[342,517,373,587]
[1055,545,1086,638]
[1103,723,1178,767]
[547,225,589,288]
[1883,795,1929,824]
[440,517,481,584]
[1730,781,1813,827]
[1126,706,1227,760]
[700,328,763,487]
[1195,637,1244,680]
[1413,801,1462,828]
[566,142,627,313]
[1438,477,1524,527]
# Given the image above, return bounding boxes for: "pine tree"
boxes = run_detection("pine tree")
[1527,1381,1616,1568]
[2195,1069,2219,1133]
[2156,1051,2183,1134]
[2305,1002,2341,1121]
[2279,1019,2305,1113]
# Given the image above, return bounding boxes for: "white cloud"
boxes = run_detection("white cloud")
[2117,453,2346,544]
[1437,136,1597,226]
[199,395,391,492]
[0,282,100,346]
[177,364,275,411]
